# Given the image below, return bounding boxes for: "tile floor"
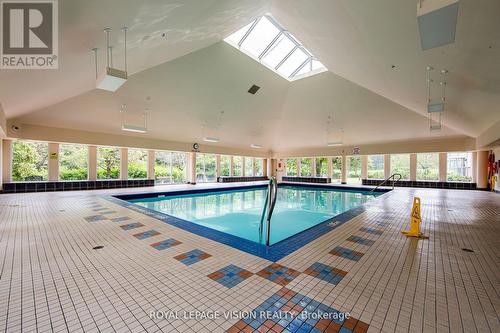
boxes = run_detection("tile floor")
[0,184,499,333]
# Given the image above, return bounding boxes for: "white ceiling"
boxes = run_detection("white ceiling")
[2,0,499,151]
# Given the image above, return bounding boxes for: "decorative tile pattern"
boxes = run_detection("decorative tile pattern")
[346,235,375,246]
[110,216,131,223]
[228,287,369,333]
[256,263,301,286]
[359,226,384,236]
[84,215,107,222]
[119,222,144,230]
[174,249,211,266]
[304,262,347,285]
[132,229,161,240]
[207,264,253,288]
[150,238,182,250]
[329,246,364,261]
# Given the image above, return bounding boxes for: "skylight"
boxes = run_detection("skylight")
[224,15,327,81]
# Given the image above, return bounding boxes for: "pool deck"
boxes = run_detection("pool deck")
[0,183,499,333]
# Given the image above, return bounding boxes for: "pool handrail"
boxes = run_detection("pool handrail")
[259,177,278,246]
[370,173,402,192]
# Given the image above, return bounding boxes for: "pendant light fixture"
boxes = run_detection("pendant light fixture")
[96,27,129,92]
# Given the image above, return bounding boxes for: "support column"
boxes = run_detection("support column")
[147,150,155,180]
[439,152,447,182]
[297,158,301,177]
[327,157,333,179]
[229,156,234,176]
[264,158,270,178]
[2,139,12,184]
[189,151,197,184]
[88,145,97,180]
[242,157,246,177]
[311,158,317,177]
[120,148,128,180]
[341,155,347,184]
[361,155,368,179]
[471,151,477,183]
[0,139,2,189]
[384,154,391,179]
[410,153,417,181]
[215,155,221,178]
[48,142,59,181]
[477,151,489,189]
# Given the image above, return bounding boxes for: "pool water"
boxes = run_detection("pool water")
[129,186,380,245]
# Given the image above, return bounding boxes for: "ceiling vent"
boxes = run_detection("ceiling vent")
[248,84,260,95]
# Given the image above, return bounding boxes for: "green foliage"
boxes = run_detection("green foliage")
[97,147,120,179]
[286,159,297,176]
[60,168,88,180]
[12,141,48,181]
[128,162,147,179]
[316,157,328,177]
[59,144,88,180]
[447,173,472,182]
[417,153,439,181]
[391,155,410,180]
[300,158,312,176]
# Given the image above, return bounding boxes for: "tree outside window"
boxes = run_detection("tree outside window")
[347,156,361,183]
[233,156,243,176]
[12,140,48,181]
[300,157,312,176]
[417,153,439,181]
[332,157,342,182]
[60,144,88,180]
[97,147,120,180]
[367,155,384,179]
[220,156,230,176]
[286,159,297,176]
[390,154,410,180]
[315,157,328,177]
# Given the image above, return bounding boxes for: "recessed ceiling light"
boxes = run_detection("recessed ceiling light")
[204,137,220,143]
[327,142,343,147]
[122,124,147,133]
[251,144,263,149]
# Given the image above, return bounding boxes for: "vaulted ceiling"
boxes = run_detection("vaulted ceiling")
[1,0,499,152]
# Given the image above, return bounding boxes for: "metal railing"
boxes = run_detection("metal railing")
[370,173,402,192]
[259,177,278,246]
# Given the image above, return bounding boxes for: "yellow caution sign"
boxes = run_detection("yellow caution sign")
[402,197,428,239]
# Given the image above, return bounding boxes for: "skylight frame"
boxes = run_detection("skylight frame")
[224,14,327,81]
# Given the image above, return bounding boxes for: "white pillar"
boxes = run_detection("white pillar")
[242,157,246,177]
[327,157,333,180]
[88,145,97,180]
[471,151,477,183]
[477,151,489,189]
[311,158,316,177]
[410,153,417,181]
[120,148,128,180]
[2,139,12,184]
[384,154,391,179]
[439,152,447,182]
[189,151,197,184]
[147,150,155,180]
[265,158,270,178]
[216,155,221,178]
[361,155,368,179]
[341,155,347,184]
[229,156,234,176]
[297,158,301,177]
[48,142,59,181]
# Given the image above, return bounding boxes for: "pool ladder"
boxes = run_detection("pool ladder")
[259,177,278,246]
[370,173,402,192]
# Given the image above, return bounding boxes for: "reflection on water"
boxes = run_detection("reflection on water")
[131,187,378,245]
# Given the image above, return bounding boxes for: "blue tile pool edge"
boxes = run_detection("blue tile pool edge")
[103,186,392,262]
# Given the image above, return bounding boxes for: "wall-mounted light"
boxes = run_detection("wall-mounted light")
[204,137,220,143]
[327,142,343,147]
[251,144,263,149]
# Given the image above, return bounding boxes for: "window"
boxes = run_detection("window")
[347,156,361,184]
[97,147,120,179]
[60,144,88,180]
[128,149,148,179]
[367,155,384,179]
[255,158,264,176]
[417,153,439,181]
[196,154,216,182]
[315,157,328,177]
[447,152,472,182]
[244,157,254,176]
[12,140,48,181]
[220,155,231,176]
[233,156,243,176]
[155,151,187,184]
[286,158,298,176]
[224,15,327,81]
[391,154,410,180]
[332,157,342,183]
[300,158,312,176]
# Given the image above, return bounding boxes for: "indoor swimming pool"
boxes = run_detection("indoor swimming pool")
[126,185,382,245]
